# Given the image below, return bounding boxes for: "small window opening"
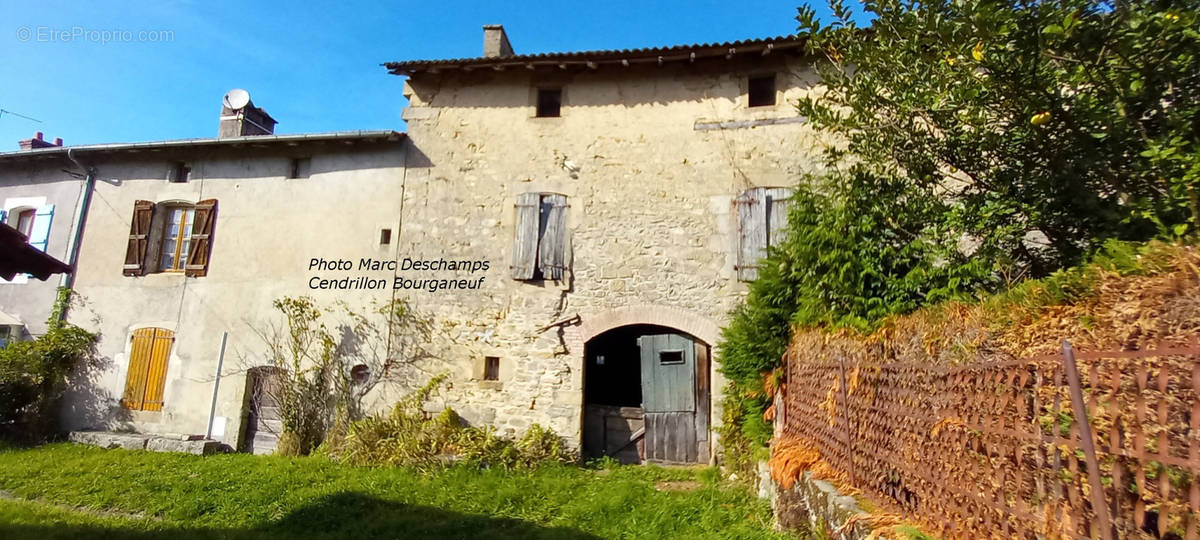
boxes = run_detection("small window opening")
[536,88,562,118]
[748,75,776,107]
[379,228,392,245]
[659,350,685,365]
[169,162,190,183]
[289,157,311,179]
[483,356,501,381]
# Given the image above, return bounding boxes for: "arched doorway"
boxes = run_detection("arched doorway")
[582,324,711,464]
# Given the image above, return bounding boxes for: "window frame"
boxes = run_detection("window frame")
[158,205,196,273]
[14,208,35,237]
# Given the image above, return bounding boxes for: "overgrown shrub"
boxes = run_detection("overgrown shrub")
[0,288,97,441]
[327,375,574,469]
[253,296,431,456]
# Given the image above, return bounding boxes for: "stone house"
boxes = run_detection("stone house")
[381,26,827,463]
[0,27,827,463]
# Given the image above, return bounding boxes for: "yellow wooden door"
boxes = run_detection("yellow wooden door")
[121,328,173,411]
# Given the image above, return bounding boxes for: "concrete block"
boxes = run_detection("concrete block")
[69,431,149,451]
[145,437,220,455]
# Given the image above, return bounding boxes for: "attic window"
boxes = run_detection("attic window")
[748,75,776,107]
[289,157,311,179]
[168,162,190,183]
[379,228,392,245]
[536,88,562,118]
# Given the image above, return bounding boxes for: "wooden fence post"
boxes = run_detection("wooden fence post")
[1062,339,1114,540]
[838,356,855,486]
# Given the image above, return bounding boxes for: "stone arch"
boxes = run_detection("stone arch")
[578,304,721,347]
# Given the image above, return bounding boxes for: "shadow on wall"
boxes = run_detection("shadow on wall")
[59,352,131,431]
[0,491,604,540]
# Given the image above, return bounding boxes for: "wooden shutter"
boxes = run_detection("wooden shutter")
[537,194,568,280]
[123,201,155,276]
[28,205,54,252]
[765,187,793,249]
[185,199,218,277]
[735,188,767,281]
[511,192,540,280]
[121,328,173,411]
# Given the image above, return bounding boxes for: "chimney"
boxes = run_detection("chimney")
[218,89,277,139]
[18,132,63,151]
[483,25,514,58]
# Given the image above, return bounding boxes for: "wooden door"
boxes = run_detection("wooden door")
[639,333,698,463]
[242,367,283,454]
[120,328,173,412]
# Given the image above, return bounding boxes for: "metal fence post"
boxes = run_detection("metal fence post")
[1062,339,1114,540]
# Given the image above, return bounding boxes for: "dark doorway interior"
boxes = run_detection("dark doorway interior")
[583,324,710,464]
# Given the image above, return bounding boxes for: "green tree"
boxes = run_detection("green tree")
[718,0,1200,462]
[797,0,1200,274]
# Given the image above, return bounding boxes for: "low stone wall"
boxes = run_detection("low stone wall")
[68,431,221,455]
[761,465,875,540]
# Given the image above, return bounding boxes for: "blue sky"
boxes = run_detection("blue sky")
[0,1,840,150]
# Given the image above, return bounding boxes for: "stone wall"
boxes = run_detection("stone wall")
[392,51,833,451]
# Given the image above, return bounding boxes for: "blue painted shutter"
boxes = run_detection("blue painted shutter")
[29,205,54,252]
[0,209,6,225]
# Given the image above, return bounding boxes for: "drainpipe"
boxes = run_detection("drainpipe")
[61,148,96,321]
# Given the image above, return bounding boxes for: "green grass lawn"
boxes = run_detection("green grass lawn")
[0,443,787,539]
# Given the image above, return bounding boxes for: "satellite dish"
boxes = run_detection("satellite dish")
[222,88,251,110]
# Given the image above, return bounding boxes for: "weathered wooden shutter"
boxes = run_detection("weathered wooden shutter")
[185,199,218,277]
[121,328,173,411]
[511,192,540,280]
[537,194,568,280]
[735,188,767,281]
[123,201,155,276]
[765,187,793,249]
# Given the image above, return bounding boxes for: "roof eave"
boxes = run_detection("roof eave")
[385,35,808,76]
[0,130,405,163]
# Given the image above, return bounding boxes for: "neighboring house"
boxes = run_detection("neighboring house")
[382,26,827,463]
[0,102,406,451]
[0,132,84,341]
[0,27,828,464]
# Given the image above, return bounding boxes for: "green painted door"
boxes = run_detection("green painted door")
[638,333,698,463]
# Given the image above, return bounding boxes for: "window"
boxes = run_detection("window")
[123,199,218,277]
[380,228,392,245]
[289,157,311,179]
[168,162,190,183]
[748,75,777,107]
[483,357,500,381]
[15,209,35,237]
[658,350,685,365]
[511,192,568,280]
[3,205,54,252]
[121,327,173,411]
[735,187,793,281]
[536,88,562,117]
[159,206,195,272]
